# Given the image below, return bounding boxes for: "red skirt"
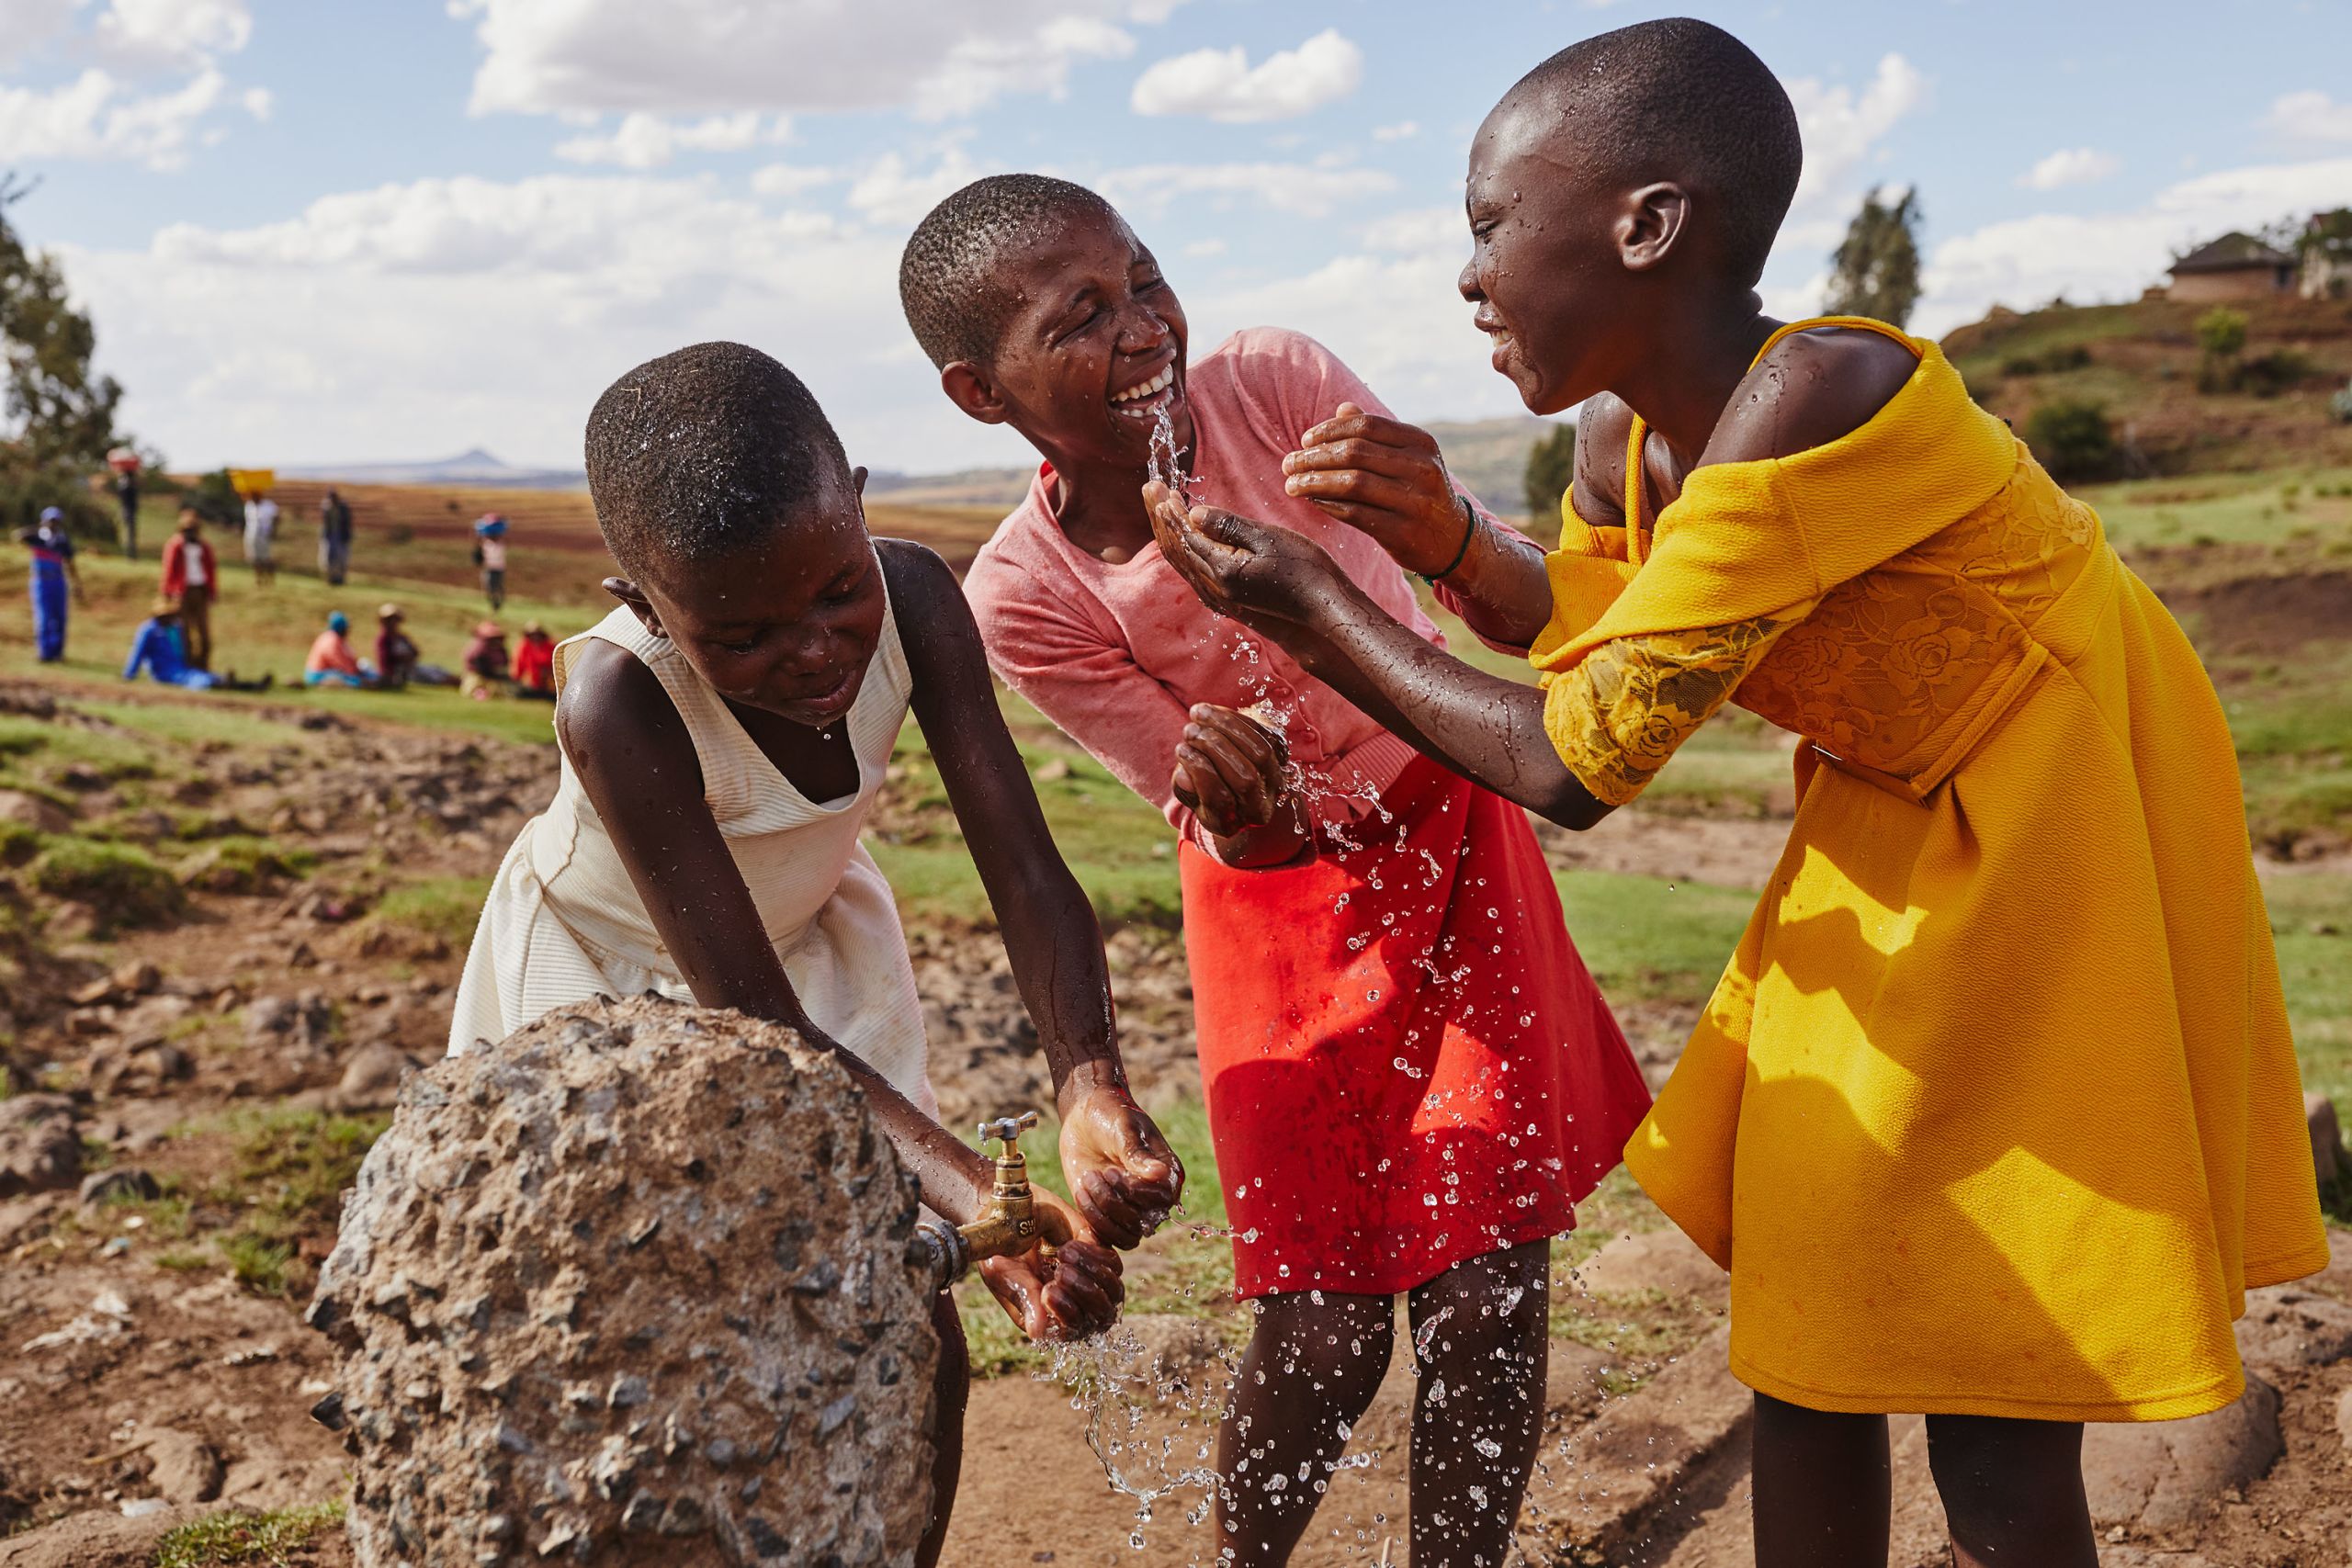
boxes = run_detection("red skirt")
[1181,755,1651,1299]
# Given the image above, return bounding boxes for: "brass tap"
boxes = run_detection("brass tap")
[911,1111,1047,1288]
[956,1111,1043,1262]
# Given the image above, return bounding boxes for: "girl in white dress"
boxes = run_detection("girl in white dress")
[450,341,1182,1566]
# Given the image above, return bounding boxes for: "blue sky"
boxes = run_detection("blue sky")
[5,0,2348,475]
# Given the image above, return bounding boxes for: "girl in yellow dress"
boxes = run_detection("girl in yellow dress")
[1143,18,2329,1568]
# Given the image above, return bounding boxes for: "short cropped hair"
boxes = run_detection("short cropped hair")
[899,175,1120,369]
[582,341,850,578]
[1515,18,1801,288]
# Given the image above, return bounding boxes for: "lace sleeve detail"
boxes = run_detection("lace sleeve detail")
[1543,613,1808,807]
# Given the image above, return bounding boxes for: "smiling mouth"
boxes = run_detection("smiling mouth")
[1109,362,1179,412]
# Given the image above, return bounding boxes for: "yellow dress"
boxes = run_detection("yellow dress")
[1530,317,2328,1422]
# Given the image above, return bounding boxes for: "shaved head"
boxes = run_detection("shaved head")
[1503,17,1801,286]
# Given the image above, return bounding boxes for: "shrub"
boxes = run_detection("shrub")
[2001,344,2092,377]
[31,839,185,931]
[2023,399,2117,482]
[2194,308,2248,359]
[2240,348,2317,398]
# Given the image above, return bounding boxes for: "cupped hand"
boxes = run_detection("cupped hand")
[1057,1080,1186,1248]
[980,1190,1125,1341]
[1144,479,1346,636]
[1171,704,1288,839]
[1282,402,1474,575]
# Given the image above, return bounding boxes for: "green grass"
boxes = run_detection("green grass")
[154,1501,345,1567]
[2080,466,2352,552]
[368,874,492,949]
[1553,867,1755,1004]
[28,838,184,931]
[198,1108,388,1296]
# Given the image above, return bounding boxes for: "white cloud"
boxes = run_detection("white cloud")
[1100,159,1395,220]
[71,171,1049,474]
[1371,119,1418,141]
[0,66,230,170]
[751,163,838,199]
[2018,147,2119,191]
[91,0,252,70]
[240,85,270,120]
[844,148,1001,227]
[553,111,787,170]
[1915,155,2352,335]
[1784,54,1928,219]
[1130,28,1361,124]
[1182,237,1227,258]
[0,0,76,67]
[453,0,1160,120]
[2267,89,2352,145]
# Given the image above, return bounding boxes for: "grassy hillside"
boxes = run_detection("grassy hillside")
[1945,292,2352,475]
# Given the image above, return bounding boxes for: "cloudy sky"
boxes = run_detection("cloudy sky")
[5,0,2348,475]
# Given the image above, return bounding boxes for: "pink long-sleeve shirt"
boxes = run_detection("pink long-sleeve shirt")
[965,327,1506,854]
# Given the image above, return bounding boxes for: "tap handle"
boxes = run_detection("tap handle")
[975,1110,1040,1157]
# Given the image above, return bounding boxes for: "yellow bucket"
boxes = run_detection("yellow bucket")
[228,468,277,500]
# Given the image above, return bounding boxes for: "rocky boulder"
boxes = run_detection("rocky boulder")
[308,995,940,1566]
[0,1095,83,1198]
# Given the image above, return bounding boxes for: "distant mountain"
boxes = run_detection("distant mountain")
[864,414,1569,517]
[277,449,586,490]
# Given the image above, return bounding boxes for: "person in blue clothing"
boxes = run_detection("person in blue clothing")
[21,508,84,662]
[122,597,272,691]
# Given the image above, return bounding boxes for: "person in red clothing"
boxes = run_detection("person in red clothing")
[512,619,556,700]
[159,507,220,671]
[906,175,1653,1567]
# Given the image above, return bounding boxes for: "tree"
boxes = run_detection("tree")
[1521,423,1577,545]
[2023,399,2115,482]
[2195,307,2247,393]
[1825,186,1923,329]
[1,175,123,469]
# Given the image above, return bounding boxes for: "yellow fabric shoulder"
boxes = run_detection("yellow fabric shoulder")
[1532,316,2329,1425]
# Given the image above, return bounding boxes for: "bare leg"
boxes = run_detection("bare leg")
[1215,1290,1396,1565]
[1752,1393,1890,1568]
[917,1292,967,1568]
[1926,1414,2096,1568]
[1399,1241,1548,1567]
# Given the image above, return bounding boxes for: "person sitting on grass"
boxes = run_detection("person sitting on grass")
[512,618,556,700]
[373,603,418,690]
[122,596,272,692]
[460,618,510,699]
[906,174,1653,1568]
[1139,20,2330,1568]
[448,341,1185,1567]
[304,610,373,688]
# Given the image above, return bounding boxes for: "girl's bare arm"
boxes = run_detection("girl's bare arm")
[879,540,1185,1247]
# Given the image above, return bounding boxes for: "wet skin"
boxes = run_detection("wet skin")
[562,466,1186,1303]
[1148,79,2098,1568]
[937,206,1312,869]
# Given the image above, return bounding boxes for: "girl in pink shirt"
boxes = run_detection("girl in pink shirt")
[904,176,1651,1566]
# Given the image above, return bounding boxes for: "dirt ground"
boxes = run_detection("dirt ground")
[0,661,2342,1567]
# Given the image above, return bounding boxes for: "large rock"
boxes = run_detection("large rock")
[2081,1374,2282,1532]
[2233,1284,2352,1371]
[308,996,940,1567]
[0,1505,188,1568]
[0,1095,82,1198]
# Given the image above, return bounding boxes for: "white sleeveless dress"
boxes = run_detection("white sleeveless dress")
[447,577,935,1115]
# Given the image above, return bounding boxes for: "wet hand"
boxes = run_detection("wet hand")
[981,1191,1125,1341]
[1143,479,1344,634]
[1171,704,1289,839]
[1058,1082,1186,1248]
[1283,403,1476,576]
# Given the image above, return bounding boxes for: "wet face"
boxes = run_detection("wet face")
[621,475,887,729]
[952,208,1193,473]
[1459,95,1638,415]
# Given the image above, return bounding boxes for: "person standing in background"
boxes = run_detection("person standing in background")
[22,507,84,662]
[243,491,279,585]
[472,512,509,610]
[319,489,354,585]
[162,506,219,670]
[113,464,141,558]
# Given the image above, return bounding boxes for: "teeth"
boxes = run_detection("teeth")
[1112,365,1174,405]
